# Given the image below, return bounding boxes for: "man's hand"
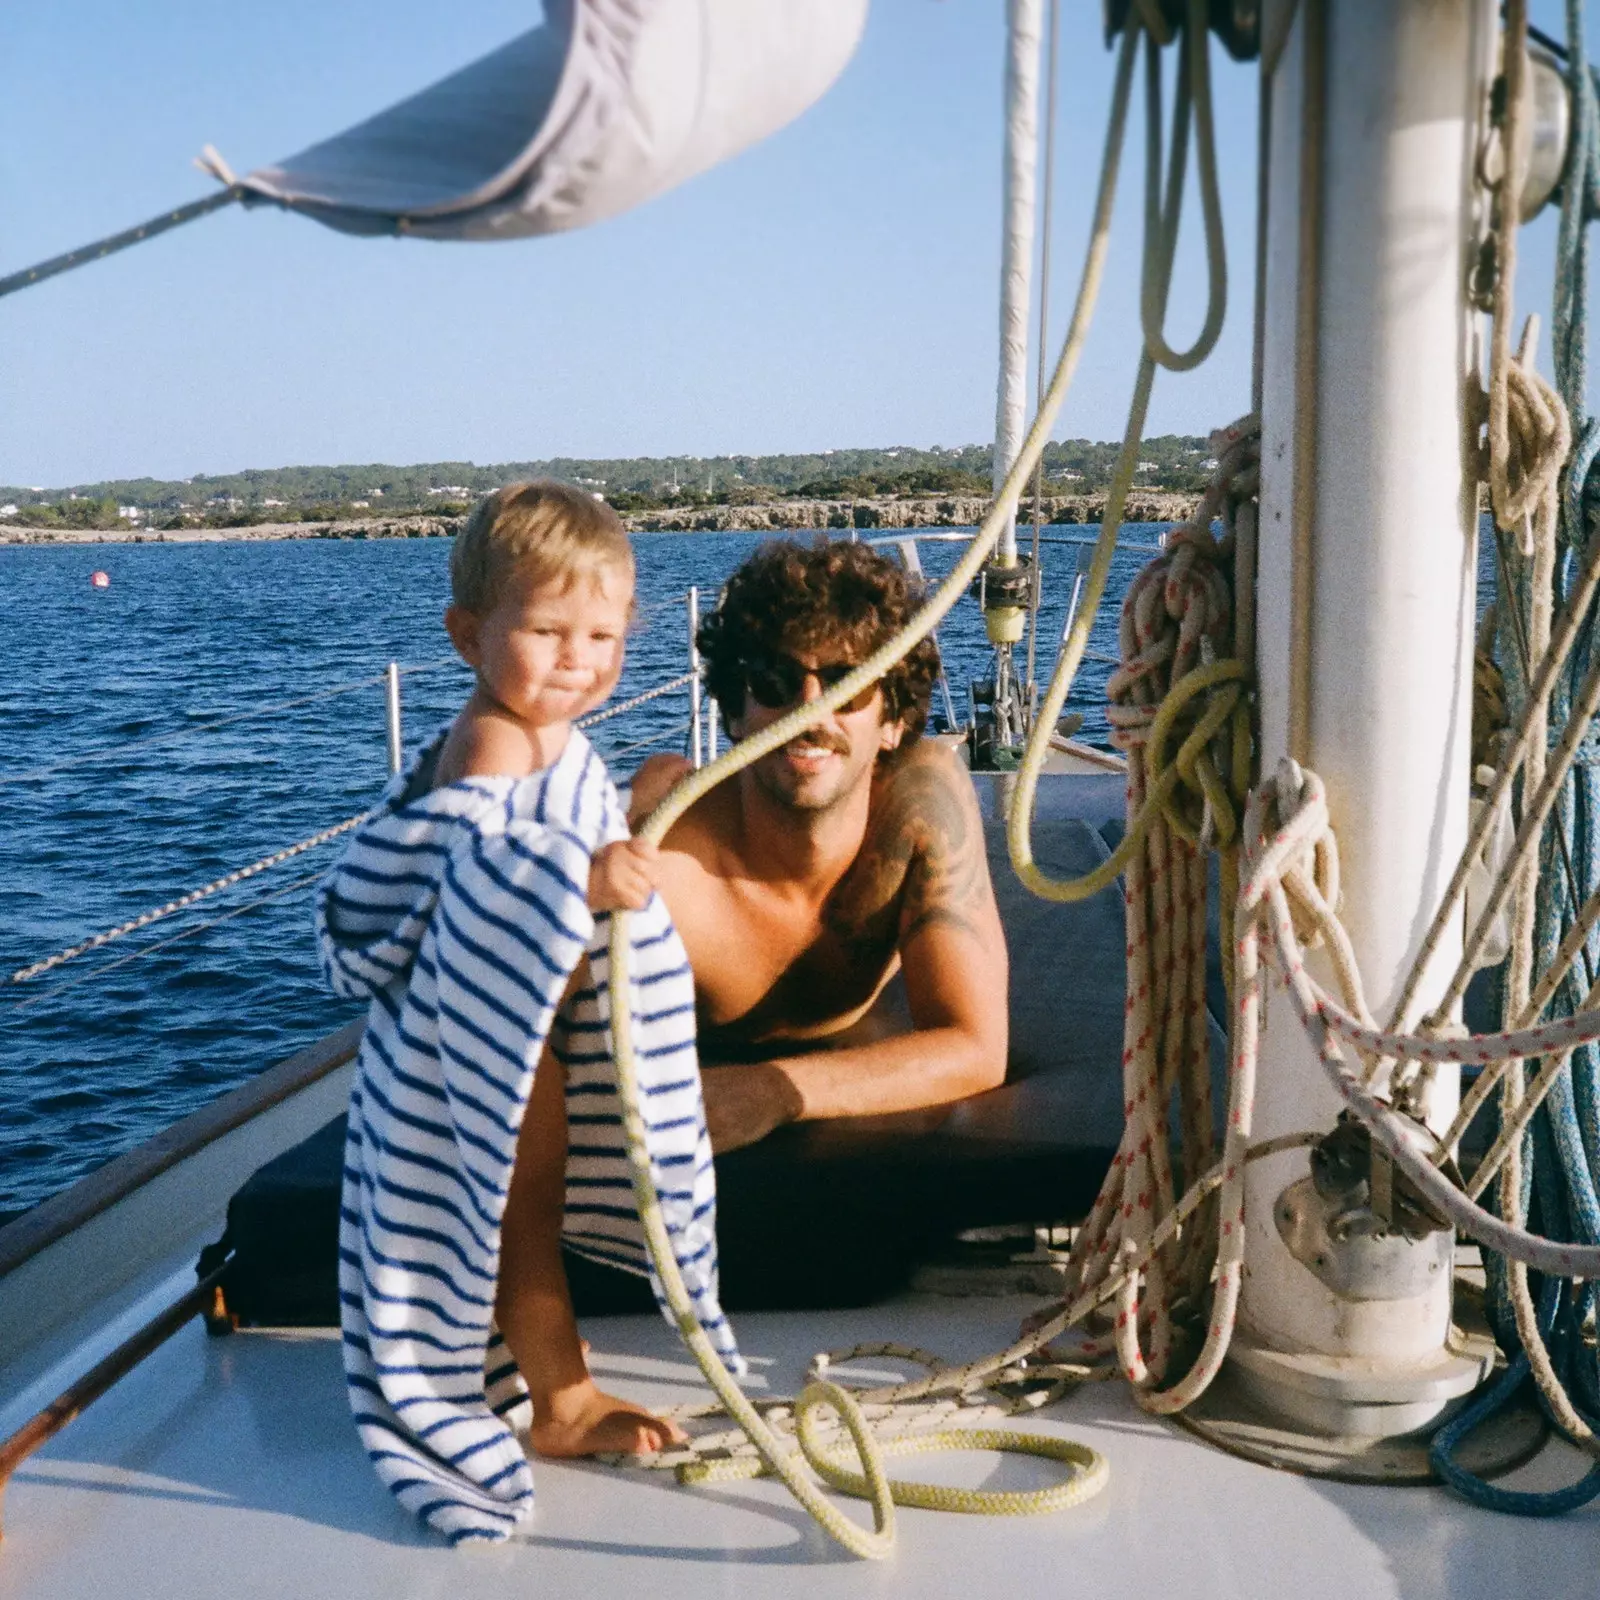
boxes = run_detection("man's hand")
[588,839,660,913]
[701,1063,804,1153]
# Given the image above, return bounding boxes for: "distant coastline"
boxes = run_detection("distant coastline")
[0,490,1202,547]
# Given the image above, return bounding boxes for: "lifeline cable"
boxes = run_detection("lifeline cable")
[6,870,328,1014]
[5,670,699,988]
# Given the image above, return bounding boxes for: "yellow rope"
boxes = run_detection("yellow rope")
[599,0,1246,1555]
[1009,0,1228,902]
[682,1415,1108,1518]
[601,10,1155,1560]
[1007,660,1247,907]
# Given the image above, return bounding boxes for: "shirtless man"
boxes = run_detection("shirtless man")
[630,537,1009,1152]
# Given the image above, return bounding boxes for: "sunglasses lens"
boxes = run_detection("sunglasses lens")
[743,653,877,713]
[818,665,876,713]
[744,655,804,709]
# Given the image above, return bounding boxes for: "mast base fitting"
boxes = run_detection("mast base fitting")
[1221,1323,1494,1440]
[1174,1344,1542,1486]
[984,609,1027,646]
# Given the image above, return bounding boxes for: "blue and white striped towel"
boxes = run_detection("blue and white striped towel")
[315,726,741,1545]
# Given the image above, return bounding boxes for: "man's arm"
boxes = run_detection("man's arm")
[704,747,1008,1149]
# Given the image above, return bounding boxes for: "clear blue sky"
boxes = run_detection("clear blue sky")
[0,2,1591,487]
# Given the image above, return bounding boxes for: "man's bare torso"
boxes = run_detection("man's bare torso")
[651,740,986,1059]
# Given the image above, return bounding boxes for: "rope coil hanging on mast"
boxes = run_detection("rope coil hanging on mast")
[1423,0,1600,1511]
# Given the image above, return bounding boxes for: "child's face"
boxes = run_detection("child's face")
[452,563,633,727]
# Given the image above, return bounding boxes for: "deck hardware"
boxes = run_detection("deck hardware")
[0,1257,231,1541]
[384,662,403,776]
[1276,1177,1452,1302]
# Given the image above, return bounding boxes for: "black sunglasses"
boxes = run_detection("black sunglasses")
[742,649,879,714]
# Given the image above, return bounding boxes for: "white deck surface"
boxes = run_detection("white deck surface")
[4,1292,1598,1600]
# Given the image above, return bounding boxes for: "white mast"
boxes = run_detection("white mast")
[1236,0,1495,1435]
[993,0,1043,565]
[980,0,1044,753]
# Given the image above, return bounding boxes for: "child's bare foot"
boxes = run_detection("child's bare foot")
[529,1379,688,1459]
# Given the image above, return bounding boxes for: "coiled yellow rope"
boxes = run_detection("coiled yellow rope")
[682,1413,1110,1519]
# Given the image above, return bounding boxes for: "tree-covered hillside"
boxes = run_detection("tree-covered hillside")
[0,436,1217,530]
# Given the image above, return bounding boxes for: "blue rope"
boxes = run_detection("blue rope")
[1463,0,1600,1515]
[1432,1281,1600,1513]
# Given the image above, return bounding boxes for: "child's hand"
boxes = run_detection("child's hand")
[587,839,660,912]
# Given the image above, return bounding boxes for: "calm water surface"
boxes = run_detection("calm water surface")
[0,526,1163,1219]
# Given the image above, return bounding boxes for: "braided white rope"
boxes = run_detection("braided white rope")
[6,672,700,989]
[1243,763,1600,1282]
[6,813,371,985]
[577,671,696,728]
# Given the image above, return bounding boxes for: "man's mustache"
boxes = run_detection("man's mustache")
[779,730,849,757]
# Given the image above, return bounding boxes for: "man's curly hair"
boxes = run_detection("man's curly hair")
[697,538,941,751]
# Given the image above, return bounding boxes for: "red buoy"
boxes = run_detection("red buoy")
[90,570,110,589]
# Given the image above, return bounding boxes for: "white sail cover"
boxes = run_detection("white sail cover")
[240,0,868,239]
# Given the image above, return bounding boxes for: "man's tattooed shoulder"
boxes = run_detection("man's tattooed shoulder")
[882,744,991,945]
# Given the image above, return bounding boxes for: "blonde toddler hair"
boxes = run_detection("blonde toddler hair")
[449,480,634,613]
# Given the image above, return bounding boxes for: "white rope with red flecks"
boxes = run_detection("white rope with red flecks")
[1024,419,1257,1407]
[1238,759,1600,1282]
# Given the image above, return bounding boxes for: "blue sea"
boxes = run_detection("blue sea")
[0,526,1165,1221]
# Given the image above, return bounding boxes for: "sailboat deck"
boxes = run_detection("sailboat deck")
[3,1273,1595,1600]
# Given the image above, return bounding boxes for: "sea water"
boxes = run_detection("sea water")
[0,527,1158,1220]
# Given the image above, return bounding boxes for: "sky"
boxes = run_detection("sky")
[0,1,1592,488]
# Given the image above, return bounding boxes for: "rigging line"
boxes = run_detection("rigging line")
[576,673,697,728]
[1024,0,1062,714]
[1491,521,1598,995]
[604,718,694,763]
[1137,6,1227,372]
[1287,0,1327,765]
[4,871,326,1014]
[0,657,461,789]
[6,812,370,985]
[1009,0,1211,903]
[0,187,243,302]
[1525,16,1568,60]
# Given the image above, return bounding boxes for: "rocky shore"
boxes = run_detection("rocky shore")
[0,515,462,546]
[624,490,1199,533]
[0,491,1201,546]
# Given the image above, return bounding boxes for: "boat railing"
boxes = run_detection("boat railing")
[2,591,723,1001]
[5,524,1161,1005]
[857,527,1166,723]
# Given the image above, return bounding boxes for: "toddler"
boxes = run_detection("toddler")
[434,481,686,1458]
